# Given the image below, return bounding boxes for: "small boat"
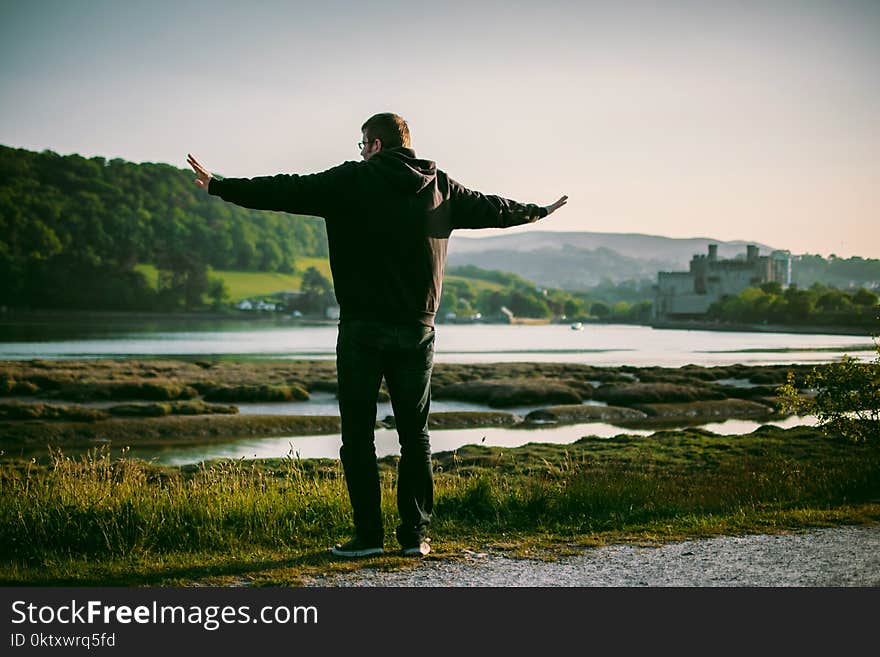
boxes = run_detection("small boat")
[570,322,584,331]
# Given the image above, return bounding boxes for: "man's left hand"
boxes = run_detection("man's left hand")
[544,195,568,216]
[187,154,213,190]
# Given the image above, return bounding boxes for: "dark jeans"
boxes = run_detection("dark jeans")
[336,319,435,547]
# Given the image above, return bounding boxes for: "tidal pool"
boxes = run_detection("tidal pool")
[121,414,818,466]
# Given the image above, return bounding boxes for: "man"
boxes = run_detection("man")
[187,113,567,558]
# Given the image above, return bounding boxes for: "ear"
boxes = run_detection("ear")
[374,138,383,152]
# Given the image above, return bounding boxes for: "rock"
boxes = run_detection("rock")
[434,378,582,408]
[632,399,774,419]
[383,411,519,429]
[524,405,648,424]
[203,384,309,402]
[593,383,725,405]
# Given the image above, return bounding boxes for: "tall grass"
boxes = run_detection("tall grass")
[2,447,357,561]
[433,444,880,536]
[3,431,879,566]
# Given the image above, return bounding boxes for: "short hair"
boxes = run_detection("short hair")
[361,113,411,149]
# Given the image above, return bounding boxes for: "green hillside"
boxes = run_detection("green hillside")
[444,275,504,293]
[0,145,328,311]
[137,257,333,302]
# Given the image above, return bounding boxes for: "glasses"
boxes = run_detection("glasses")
[357,138,375,150]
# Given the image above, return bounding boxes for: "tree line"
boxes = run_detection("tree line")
[791,254,880,290]
[707,282,879,329]
[0,145,327,311]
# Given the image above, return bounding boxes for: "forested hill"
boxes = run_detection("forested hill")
[0,145,328,310]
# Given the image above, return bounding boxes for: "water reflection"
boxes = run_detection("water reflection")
[232,393,606,420]
[117,414,817,466]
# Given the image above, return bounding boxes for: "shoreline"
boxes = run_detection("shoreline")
[648,319,875,336]
[0,308,339,326]
[0,308,874,337]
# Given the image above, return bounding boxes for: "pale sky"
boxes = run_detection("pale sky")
[1,0,878,257]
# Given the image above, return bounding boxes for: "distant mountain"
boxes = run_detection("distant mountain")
[449,231,778,264]
[446,231,781,290]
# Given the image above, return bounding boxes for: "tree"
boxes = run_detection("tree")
[783,286,815,321]
[508,290,550,318]
[853,288,879,307]
[256,238,282,271]
[816,290,852,313]
[301,266,333,297]
[778,341,880,442]
[590,302,611,319]
[207,276,230,309]
[298,266,335,315]
[156,250,210,311]
[563,298,583,319]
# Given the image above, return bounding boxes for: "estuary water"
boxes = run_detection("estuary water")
[0,319,874,367]
[0,318,864,464]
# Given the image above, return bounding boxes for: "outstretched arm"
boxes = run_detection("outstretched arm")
[448,176,568,230]
[186,153,355,216]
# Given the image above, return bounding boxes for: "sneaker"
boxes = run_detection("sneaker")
[330,536,384,558]
[401,538,431,557]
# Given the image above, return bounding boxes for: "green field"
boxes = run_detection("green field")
[135,258,333,301]
[135,260,501,303]
[445,275,505,292]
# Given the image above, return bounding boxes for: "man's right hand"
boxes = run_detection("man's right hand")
[544,195,568,216]
[187,154,212,190]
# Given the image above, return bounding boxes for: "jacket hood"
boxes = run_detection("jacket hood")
[369,147,436,194]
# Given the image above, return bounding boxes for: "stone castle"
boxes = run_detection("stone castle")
[653,245,791,320]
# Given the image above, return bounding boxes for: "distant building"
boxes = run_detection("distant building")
[653,244,791,320]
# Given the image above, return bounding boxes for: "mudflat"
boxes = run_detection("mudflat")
[0,359,814,448]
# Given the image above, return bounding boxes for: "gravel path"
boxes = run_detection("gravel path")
[305,524,880,587]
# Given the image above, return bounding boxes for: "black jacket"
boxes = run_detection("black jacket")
[209,147,547,326]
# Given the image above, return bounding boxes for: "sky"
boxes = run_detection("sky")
[1,0,878,258]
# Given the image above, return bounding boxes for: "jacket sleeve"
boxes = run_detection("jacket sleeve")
[447,177,548,230]
[208,162,357,218]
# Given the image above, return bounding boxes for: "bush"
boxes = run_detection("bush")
[778,341,880,442]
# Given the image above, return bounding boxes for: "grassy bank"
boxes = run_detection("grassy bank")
[0,413,344,447]
[2,425,878,586]
[135,258,332,302]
